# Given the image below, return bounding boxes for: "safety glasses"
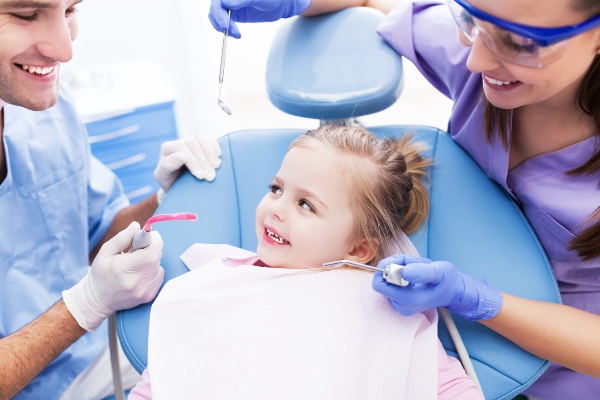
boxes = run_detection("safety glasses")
[448,0,600,68]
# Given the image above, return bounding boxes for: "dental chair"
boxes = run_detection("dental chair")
[116,8,560,400]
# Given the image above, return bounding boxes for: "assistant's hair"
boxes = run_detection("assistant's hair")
[289,125,431,264]
[482,0,600,261]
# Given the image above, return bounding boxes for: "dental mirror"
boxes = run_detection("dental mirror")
[217,10,232,115]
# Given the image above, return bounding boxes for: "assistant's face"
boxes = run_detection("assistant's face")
[0,0,80,111]
[463,0,600,110]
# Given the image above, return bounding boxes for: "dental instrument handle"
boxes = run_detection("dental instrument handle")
[129,212,198,252]
[321,260,408,286]
[383,263,409,287]
[219,10,230,88]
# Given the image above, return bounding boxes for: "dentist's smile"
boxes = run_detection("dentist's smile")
[14,62,58,83]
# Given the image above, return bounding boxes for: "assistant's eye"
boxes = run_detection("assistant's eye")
[299,199,315,212]
[268,184,282,196]
[12,12,39,21]
[500,34,536,54]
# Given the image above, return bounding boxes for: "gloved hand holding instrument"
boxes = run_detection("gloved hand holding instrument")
[65,213,197,400]
[209,0,313,38]
[325,255,491,398]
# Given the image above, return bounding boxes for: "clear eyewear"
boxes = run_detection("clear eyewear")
[448,0,600,68]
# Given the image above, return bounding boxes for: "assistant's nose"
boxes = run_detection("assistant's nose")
[465,31,503,74]
[35,12,77,63]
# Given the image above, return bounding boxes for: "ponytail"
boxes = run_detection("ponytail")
[395,134,431,235]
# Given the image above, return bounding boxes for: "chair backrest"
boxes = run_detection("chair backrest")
[118,127,560,400]
[118,8,561,400]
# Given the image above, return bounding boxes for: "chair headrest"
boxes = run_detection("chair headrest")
[266,8,403,120]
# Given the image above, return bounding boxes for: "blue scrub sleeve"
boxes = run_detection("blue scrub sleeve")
[87,156,130,251]
[377,0,472,101]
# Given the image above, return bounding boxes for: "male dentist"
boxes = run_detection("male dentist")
[0,0,221,399]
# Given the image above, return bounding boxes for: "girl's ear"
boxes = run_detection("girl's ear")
[345,238,377,265]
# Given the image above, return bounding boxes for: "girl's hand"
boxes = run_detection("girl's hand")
[372,255,503,321]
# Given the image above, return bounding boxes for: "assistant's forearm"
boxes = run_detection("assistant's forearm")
[90,193,159,261]
[0,300,86,400]
[303,0,404,16]
[482,293,600,378]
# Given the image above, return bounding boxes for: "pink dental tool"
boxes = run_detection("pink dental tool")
[130,212,198,252]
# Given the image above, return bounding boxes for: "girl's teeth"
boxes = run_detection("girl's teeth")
[267,229,288,244]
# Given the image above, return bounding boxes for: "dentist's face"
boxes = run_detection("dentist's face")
[464,0,600,110]
[0,0,80,111]
[255,146,358,269]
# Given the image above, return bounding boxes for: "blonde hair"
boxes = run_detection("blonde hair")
[289,125,431,264]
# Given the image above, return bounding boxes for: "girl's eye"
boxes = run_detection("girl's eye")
[299,200,314,212]
[66,6,78,16]
[268,184,282,196]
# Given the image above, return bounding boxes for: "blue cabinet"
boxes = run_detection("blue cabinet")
[86,101,178,204]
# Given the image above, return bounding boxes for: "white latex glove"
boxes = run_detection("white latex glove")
[63,221,165,332]
[154,135,222,197]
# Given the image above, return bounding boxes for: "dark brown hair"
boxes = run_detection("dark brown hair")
[290,126,431,264]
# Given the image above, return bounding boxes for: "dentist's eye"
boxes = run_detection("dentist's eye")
[299,200,314,212]
[268,184,282,196]
[66,6,78,16]
[12,12,39,21]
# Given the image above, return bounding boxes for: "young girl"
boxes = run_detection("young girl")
[129,126,482,399]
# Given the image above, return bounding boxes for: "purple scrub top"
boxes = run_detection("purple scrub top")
[377,2,600,399]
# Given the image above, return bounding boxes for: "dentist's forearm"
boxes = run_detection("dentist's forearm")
[0,300,86,400]
[481,293,600,378]
[303,0,406,16]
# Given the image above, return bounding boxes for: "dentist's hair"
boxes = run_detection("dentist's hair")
[289,125,431,264]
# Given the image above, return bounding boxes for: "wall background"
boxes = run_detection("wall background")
[67,0,452,138]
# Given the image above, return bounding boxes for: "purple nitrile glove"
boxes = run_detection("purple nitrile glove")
[209,0,312,39]
[372,254,503,321]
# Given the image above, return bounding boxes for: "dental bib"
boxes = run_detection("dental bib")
[148,246,438,400]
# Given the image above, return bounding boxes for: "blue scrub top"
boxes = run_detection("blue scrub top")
[377,2,600,399]
[0,90,129,399]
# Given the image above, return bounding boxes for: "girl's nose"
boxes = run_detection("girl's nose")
[268,199,285,221]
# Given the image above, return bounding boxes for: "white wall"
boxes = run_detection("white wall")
[68,0,452,137]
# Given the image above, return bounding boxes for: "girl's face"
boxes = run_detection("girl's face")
[255,146,373,269]
[463,0,600,110]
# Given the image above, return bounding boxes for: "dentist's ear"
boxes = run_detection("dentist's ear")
[345,238,377,265]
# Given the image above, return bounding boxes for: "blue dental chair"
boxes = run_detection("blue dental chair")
[117,8,560,400]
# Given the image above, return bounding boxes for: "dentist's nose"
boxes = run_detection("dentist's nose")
[35,14,77,62]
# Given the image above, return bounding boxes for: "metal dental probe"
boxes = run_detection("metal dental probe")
[322,260,409,286]
[217,9,232,115]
